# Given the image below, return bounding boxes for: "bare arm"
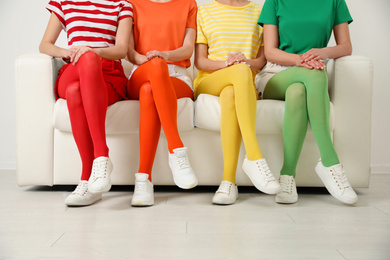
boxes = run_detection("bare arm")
[263,24,325,70]
[127,28,148,65]
[146,28,196,61]
[39,13,132,64]
[94,17,133,60]
[128,27,196,66]
[299,22,352,61]
[194,43,226,71]
[243,46,267,71]
[263,24,301,66]
[39,13,68,58]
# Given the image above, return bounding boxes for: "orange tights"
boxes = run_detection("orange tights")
[127,58,193,180]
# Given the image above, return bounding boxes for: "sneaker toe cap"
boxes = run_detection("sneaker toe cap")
[174,173,198,189]
[88,180,111,193]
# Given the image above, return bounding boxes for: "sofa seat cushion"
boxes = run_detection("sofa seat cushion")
[53,97,195,134]
[194,94,335,134]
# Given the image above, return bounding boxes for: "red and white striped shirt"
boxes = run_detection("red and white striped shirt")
[47,0,133,48]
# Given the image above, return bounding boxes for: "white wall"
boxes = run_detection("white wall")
[1,0,389,173]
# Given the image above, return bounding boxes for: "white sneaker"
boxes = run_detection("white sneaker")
[242,157,281,194]
[212,180,238,205]
[315,160,358,205]
[88,156,113,194]
[131,173,154,206]
[65,181,102,206]
[168,147,198,189]
[275,175,298,204]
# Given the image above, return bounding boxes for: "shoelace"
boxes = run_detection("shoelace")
[176,154,190,169]
[92,160,108,179]
[256,160,275,181]
[332,166,351,189]
[216,182,232,195]
[280,177,294,194]
[73,182,88,196]
[135,181,147,191]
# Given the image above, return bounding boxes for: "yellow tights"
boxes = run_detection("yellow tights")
[195,64,263,184]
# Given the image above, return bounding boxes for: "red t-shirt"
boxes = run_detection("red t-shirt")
[131,0,197,68]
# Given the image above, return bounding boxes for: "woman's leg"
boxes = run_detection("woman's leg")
[264,66,357,204]
[264,82,308,177]
[75,52,112,157]
[127,59,195,190]
[58,52,121,185]
[128,58,192,153]
[219,86,242,184]
[59,53,123,206]
[196,64,280,196]
[137,83,161,181]
[127,62,193,179]
[196,63,262,160]
[58,78,94,181]
[263,67,339,168]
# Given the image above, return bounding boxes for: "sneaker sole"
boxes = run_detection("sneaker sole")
[275,196,298,204]
[131,199,154,207]
[173,178,198,190]
[242,165,281,194]
[65,196,102,206]
[212,197,237,205]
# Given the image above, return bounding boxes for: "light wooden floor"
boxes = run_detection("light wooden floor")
[1,170,389,260]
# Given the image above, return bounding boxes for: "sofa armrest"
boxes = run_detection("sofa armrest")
[328,55,373,187]
[15,53,65,186]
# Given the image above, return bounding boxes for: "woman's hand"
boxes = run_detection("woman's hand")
[67,46,94,64]
[146,50,168,61]
[134,53,148,65]
[226,52,247,67]
[296,58,326,70]
[299,48,329,63]
[296,48,327,70]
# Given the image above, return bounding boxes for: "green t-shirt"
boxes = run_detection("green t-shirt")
[258,0,353,54]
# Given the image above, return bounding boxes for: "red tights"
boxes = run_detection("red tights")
[57,52,122,181]
[127,58,193,180]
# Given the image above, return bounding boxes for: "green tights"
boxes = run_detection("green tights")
[263,66,339,177]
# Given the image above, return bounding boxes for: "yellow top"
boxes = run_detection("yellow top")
[194,0,263,89]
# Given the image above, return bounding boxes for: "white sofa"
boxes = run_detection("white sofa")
[15,53,373,188]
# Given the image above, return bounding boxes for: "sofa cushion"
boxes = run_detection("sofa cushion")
[53,98,195,134]
[194,94,335,134]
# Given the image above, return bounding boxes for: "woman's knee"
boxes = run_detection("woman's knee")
[76,52,102,75]
[65,82,82,107]
[146,58,169,77]
[228,64,254,92]
[220,86,235,107]
[229,63,252,79]
[78,51,101,65]
[286,83,306,101]
[148,57,167,67]
[285,83,306,111]
[296,67,328,92]
[139,83,155,106]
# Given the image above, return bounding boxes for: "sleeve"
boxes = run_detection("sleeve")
[257,0,278,27]
[186,0,197,30]
[334,0,353,26]
[256,5,264,47]
[196,6,207,44]
[46,0,66,29]
[259,27,264,47]
[119,0,133,21]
